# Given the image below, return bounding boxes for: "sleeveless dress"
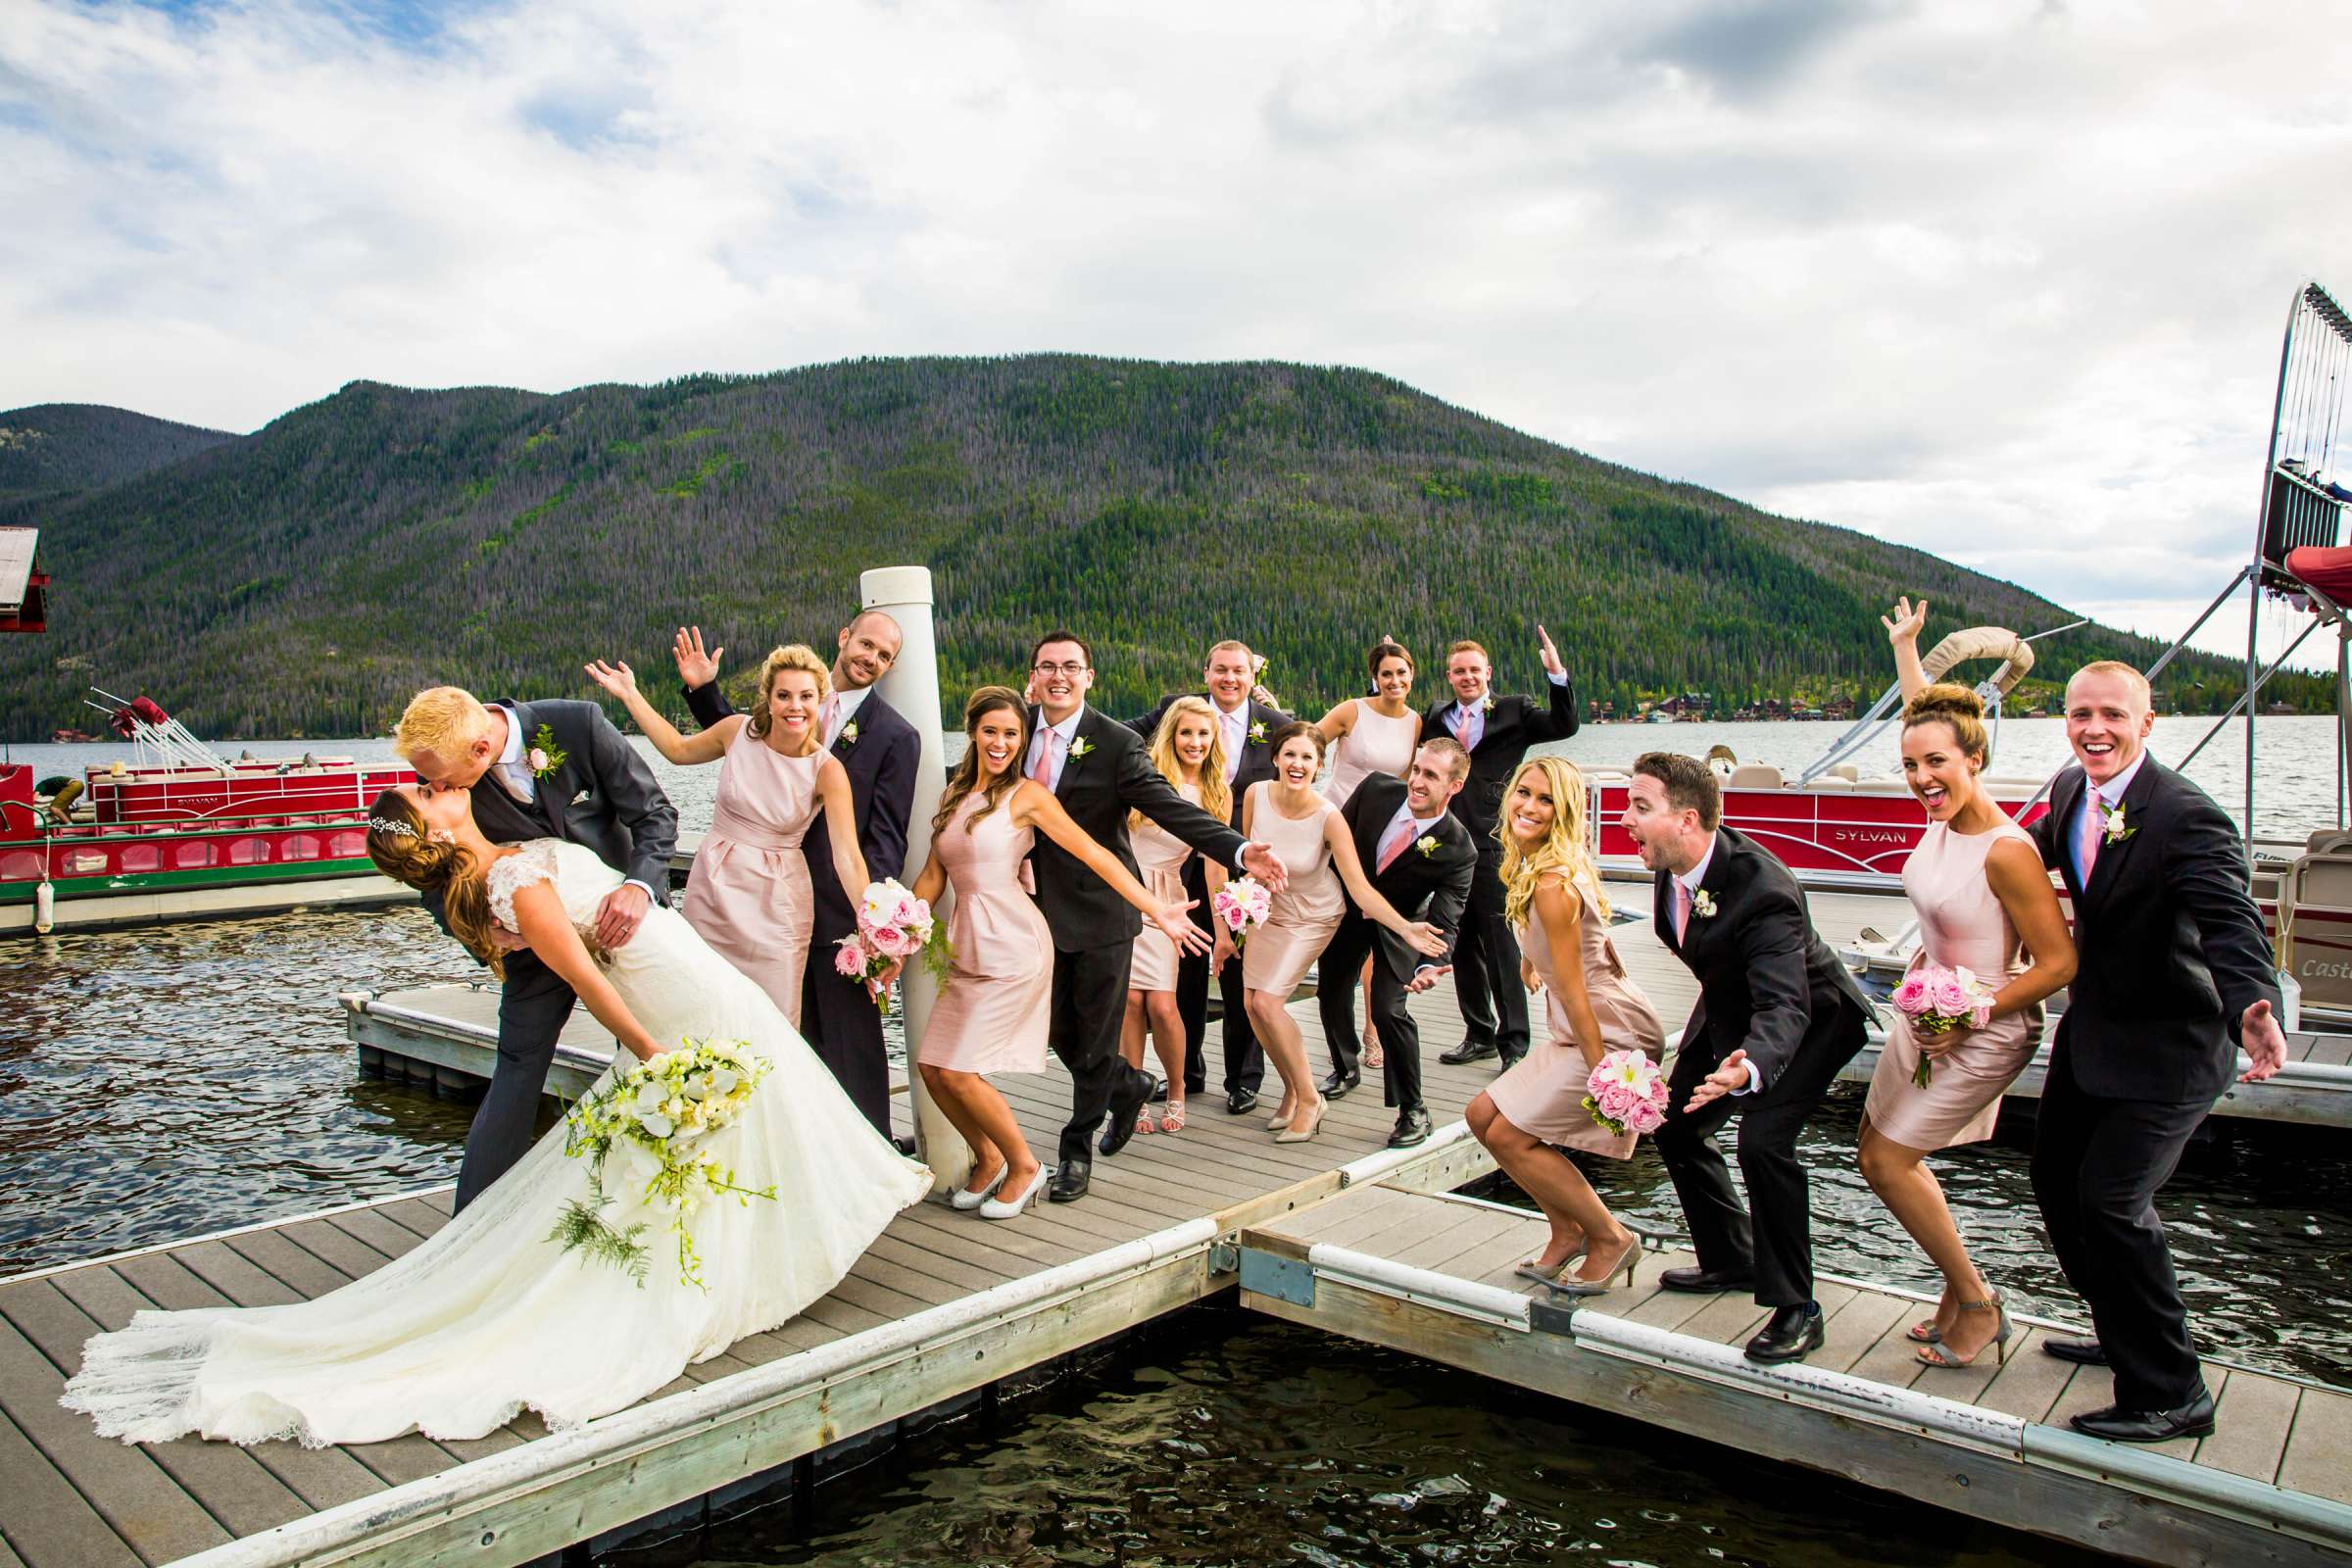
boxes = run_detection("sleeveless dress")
[917,794,1053,1074]
[682,725,821,1026]
[1242,786,1345,995]
[1325,702,1418,807]
[64,840,930,1446]
[1489,870,1666,1156]
[1128,780,1202,993]
[1865,818,2045,1150]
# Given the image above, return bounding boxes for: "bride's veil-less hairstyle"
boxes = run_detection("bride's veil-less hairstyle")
[746,645,831,741]
[1133,695,1230,831]
[1901,681,1991,767]
[932,686,1029,836]
[1499,756,1609,929]
[366,789,506,975]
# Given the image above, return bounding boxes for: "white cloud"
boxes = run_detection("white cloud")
[4,0,2351,662]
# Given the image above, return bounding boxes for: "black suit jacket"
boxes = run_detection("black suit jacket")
[1337,774,1478,983]
[1421,677,1580,843]
[2029,758,2279,1102]
[685,681,921,942]
[1029,703,1247,951]
[1656,826,1871,1093]
[1127,693,1296,828]
[431,698,678,940]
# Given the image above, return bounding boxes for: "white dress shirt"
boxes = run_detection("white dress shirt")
[494,703,655,902]
[1025,705,1250,868]
[2071,750,2149,885]
[1383,799,1450,975]
[1215,698,1250,782]
[824,682,873,750]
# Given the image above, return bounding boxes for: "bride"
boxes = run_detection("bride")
[63,781,930,1447]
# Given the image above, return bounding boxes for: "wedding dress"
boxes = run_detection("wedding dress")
[64,840,930,1446]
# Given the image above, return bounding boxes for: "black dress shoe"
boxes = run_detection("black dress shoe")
[1658,1265,1756,1295]
[1495,1052,1526,1072]
[1148,1079,1169,1103]
[1321,1066,1361,1100]
[1387,1107,1433,1148]
[1046,1160,1091,1202]
[1098,1074,1155,1157]
[891,1136,918,1156]
[1226,1089,1259,1116]
[1744,1302,1826,1364]
[2040,1335,2108,1366]
[2071,1391,2216,1444]
[1439,1039,1499,1065]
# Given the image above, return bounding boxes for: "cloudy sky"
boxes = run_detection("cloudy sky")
[5,0,2350,659]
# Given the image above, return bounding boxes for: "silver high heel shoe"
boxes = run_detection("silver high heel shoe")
[950,1166,1009,1212]
[1542,1233,1642,1298]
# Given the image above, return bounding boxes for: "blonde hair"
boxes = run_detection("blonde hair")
[1135,696,1231,830]
[1205,639,1252,664]
[933,686,1029,836]
[2067,660,2152,712]
[1902,681,1990,763]
[1446,639,1488,663]
[1499,757,1608,930]
[365,790,505,977]
[393,686,492,765]
[747,645,831,740]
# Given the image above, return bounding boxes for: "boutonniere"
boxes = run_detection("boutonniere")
[1480,695,1495,713]
[528,723,566,779]
[1415,835,1440,858]
[1249,720,1267,743]
[1067,737,1095,761]
[838,720,860,748]
[2099,799,2135,846]
[1690,888,1718,919]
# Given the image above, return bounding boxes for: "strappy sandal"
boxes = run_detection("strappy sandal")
[1159,1096,1186,1133]
[1362,1028,1384,1069]
[1917,1292,2012,1368]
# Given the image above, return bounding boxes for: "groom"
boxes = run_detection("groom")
[1026,630,1289,1200]
[395,685,677,1210]
[1622,751,1870,1363]
[2025,662,2284,1442]
[675,612,921,1138]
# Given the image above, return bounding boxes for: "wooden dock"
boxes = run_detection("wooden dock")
[1236,1179,2352,1568]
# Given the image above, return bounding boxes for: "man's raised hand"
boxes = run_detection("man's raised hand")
[672,626,723,689]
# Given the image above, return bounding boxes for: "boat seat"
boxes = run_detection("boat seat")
[1850,779,1920,795]
[1828,763,1861,781]
[1727,764,1785,789]
[1808,777,1857,791]
[2308,829,2352,855]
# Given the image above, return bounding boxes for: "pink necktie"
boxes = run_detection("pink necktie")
[1029,729,1061,787]
[821,696,841,743]
[2077,784,2103,882]
[1452,703,1483,751]
[1672,877,1693,942]
[1377,815,1416,872]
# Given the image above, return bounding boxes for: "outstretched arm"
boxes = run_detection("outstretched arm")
[508,880,663,1062]
[586,660,737,765]
[1524,624,1581,741]
[674,627,735,729]
[2170,791,2286,1075]
[1018,782,1212,955]
[1882,596,1931,703]
[1326,813,1446,956]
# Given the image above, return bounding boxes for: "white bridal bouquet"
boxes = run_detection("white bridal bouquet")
[552,1038,776,1291]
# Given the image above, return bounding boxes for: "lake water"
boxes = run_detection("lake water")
[2,714,2344,1566]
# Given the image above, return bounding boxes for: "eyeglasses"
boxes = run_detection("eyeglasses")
[1032,662,1089,676]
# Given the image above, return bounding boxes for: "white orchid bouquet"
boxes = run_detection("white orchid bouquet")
[551,1037,775,1291]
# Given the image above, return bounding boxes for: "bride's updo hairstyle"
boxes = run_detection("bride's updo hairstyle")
[932,686,1029,836]
[366,789,506,975]
[746,645,831,740]
[1901,682,1991,768]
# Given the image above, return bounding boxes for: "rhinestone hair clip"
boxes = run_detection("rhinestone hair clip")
[368,814,418,841]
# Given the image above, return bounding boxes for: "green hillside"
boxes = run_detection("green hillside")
[0,404,237,516]
[0,357,2322,741]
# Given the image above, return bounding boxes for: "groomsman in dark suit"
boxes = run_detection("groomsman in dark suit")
[1624,752,1871,1363]
[674,613,921,1138]
[1423,628,1580,1070]
[395,687,677,1210]
[1128,640,1295,1115]
[1026,632,1289,1200]
[1315,737,1479,1147]
[2024,662,2285,1443]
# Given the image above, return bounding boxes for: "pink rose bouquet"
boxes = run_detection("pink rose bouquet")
[1582,1049,1668,1138]
[833,878,941,1006]
[1889,961,1992,1086]
[1210,874,1274,950]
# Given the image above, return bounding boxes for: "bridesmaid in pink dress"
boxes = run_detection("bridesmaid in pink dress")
[1236,723,1447,1144]
[907,687,1209,1219]
[1316,638,1422,1072]
[1469,758,1665,1295]
[585,647,868,1027]
[1867,598,2078,1368]
[1121,697,1230,1135]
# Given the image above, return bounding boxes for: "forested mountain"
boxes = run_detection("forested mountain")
[0,358,2321,741]
[0,405,237,518]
